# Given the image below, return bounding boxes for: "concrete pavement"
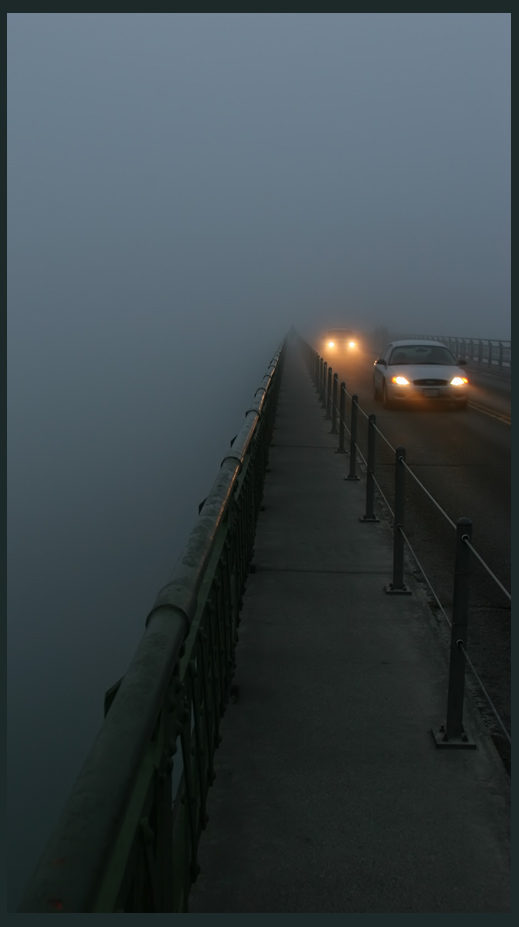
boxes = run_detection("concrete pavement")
[188,340,511,914]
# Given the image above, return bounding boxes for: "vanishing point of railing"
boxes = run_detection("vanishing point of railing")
[19,339,286,914]
[302,336,511,753]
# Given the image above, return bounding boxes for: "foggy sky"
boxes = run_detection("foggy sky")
[7,13,510,909]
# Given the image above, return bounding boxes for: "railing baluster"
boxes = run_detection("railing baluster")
[345,395,360,481]
[385,447,411,594]
[360,414,379,522]
[433,518,476,748]
[331,373,338,434]
[337,382,346,454]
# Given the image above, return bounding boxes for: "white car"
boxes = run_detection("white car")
[373,340,469,409]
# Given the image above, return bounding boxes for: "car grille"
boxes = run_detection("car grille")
[413,378,449,386]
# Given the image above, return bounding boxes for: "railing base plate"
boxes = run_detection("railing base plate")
[431,728,477,749]
[384,583,411,595]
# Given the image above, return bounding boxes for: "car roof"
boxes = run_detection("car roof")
[388,339,446,348]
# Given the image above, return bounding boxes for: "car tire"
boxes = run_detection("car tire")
[373,379,380,401]
[382,381,392,409]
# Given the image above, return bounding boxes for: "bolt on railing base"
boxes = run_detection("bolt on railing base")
[384,582,411,595]
[431,726,476,749]
[345,474,360,482]
[359,514,380,523]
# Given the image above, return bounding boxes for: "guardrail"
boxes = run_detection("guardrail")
[19,339,286,914]
[302,337,511,753]
[393,334,511,373]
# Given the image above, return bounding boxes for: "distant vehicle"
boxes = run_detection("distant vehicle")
[373,339,469,409]
[323,328,358,352]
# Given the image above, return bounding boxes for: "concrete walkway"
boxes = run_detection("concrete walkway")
[188,341,510,914]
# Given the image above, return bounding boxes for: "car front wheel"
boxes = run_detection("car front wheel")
[382,381,392,409]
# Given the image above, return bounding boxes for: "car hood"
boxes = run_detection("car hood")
[389,363,466,379]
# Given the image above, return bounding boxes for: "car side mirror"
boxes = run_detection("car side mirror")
[375,358,386,366]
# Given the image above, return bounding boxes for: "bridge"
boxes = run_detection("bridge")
[19,330,511,913]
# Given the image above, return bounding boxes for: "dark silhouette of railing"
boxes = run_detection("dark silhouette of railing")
[19,340,286,914]
[302,335,511,753]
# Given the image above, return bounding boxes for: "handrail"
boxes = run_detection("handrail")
[391,333,511,373]
[300,335,511,749]
[311,345,510,600]
[19,339,287,913]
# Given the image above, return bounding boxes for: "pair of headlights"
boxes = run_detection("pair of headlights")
[391,375,468,387]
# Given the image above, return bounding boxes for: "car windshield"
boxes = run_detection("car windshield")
[389,345,456,365]
[326,330,353,339]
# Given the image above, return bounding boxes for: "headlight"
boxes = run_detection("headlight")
[328,341,335,347]
[391,375,410,386]
[348,341,356,348]
[450,377,468,386]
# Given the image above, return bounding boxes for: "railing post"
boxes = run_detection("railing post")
[498,341,503,369]
[385,446,410,593]
[321,361,327,405]
[433,518,476,748]
[331,373,338,434]
[488,341,493,367]
[326,367,332,419]
[337,382,347,454]
[345,395,360,481]
[360,414,379,522]
[478,340,483,365]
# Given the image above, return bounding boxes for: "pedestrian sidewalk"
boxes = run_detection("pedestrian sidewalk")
[188,340,511,914]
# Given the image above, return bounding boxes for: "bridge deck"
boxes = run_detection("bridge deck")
[189,341,510,914]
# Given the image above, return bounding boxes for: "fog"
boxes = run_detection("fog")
[7,13,510,909]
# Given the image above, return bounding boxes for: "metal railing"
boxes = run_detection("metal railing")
[19,339,286,913]
[303,337,511,751]
[392,334,511,373]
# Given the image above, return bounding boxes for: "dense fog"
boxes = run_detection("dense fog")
[7,13,510,908]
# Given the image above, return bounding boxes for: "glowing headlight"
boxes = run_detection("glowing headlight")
[348,341,356,348]
[391,375,410,386]
[328,340,335,347]
[450,377,468,386]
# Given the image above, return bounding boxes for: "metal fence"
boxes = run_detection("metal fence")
[19,340,286,913]
[393,334,511,373]
[301,336,511,754]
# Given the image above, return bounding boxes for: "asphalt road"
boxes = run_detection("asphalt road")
[315,342,511,774]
